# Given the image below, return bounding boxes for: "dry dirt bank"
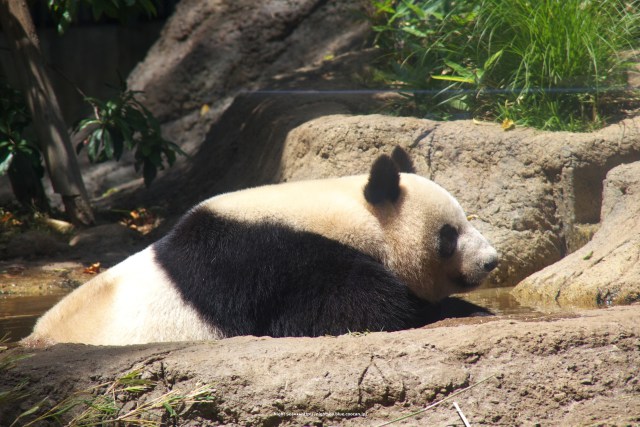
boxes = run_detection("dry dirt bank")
[2,305,639,426]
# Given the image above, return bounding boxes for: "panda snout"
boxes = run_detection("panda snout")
[483,258,498,272]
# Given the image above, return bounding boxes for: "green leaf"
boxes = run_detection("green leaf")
[126,107,148,131]
[401,26,429,38]
[0,152,13,175]
[164,148,176,166]
[75,118,101,132]
[74,87,184,182]
[443,60,472,77]
[105,100,119,114]
[148,148,162,167]
[102,129,114,160]
[431,74,475,84]
[371,24,392,33]
[403,1,426,19]
[87,128,103,162]
[142,160,157,187]
[163,401,178,418]
[372,0,395,14]
[9,398,47,427]
[483,49,504,71]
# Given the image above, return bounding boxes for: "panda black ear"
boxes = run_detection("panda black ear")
[364,154,401,204]
[390,146,416,173]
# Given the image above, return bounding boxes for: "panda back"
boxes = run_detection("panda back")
[153,206,430,337]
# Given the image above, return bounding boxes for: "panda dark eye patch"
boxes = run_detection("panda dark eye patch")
[438,224,458,258]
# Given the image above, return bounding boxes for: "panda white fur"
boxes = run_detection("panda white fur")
[24,148,498,346]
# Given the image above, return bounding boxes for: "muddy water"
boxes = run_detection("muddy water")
[459,286,540,316]
[0,260,89,342]
[0,294,66,343]
[0,286,539,343]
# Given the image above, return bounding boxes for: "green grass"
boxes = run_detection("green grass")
[369,0,640,131]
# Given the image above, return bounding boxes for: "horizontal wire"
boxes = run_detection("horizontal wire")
[247,86,640,96]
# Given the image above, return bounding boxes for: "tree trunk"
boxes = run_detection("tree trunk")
[0,0,94,225]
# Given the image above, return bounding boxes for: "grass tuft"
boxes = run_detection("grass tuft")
[20,369,219,426]
[0,349,219,427]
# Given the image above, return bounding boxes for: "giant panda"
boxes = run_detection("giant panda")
[23,148,498,347]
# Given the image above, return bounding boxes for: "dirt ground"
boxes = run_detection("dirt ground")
[1,304,638,426]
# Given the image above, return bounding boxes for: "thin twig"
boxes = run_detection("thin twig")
[46,61,89,100]
[375,374,496,427]
[46,61,104,122]
[453,401,471,427]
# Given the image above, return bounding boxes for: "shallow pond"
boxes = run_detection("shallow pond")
[0,286,541,343]
[458,286,541,316]
[0,294,66,343]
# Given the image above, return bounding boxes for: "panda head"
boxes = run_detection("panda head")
[363,147,499,302]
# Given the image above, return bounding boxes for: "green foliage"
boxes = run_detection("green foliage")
[2,0,175,209]
[369,0,481,118]
[370,0,640,131]
[0,77,183,190]
[48,0,158,34]
[476,0,640,130]
[75,84,185,187]
[0,83,43,178]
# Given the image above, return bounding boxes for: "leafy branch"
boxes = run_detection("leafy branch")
[75,84,186,187]
[0,82,43,177]
[47,0,158,34]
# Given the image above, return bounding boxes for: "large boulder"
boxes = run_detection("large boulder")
[127,0,371,152]
[513,162,640,307]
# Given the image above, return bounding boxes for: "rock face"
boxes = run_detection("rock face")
[127,0,370,153]
[3,305,639,426]
[513,162,640,307]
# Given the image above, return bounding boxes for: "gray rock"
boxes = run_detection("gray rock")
[2,230,67,259]
[68,224,141,265]
[127,0,370,153]
[513,162,640,307]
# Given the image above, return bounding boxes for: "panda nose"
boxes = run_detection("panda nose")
[484,258,498,272]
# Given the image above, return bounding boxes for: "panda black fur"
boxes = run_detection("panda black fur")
[155,209,427,337]
[24,148,498,346]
